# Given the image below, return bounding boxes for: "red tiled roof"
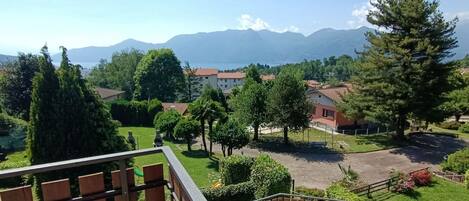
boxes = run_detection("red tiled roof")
[317,85,352,102]
[306,80,320,88]
[95,87,125,99]
[194,68,218,76]
[218,72,245,79]
[261,74,275,81]
[162,103,189,115]
[461,68,469,75]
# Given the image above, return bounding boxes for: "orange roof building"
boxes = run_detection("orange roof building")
[162,103,189,115]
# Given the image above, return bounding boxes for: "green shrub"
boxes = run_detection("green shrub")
[295,186,325,197]
[441,148,469,174]
[0,160,29,187]
[202,181,256,201]
[326,183,365,201]
[459,123,469,134]
[220,155,254,185]
[251,154,291,199]
[108,99,156,126]
[147,99,163,120]
[438,121,461,130]
[465,169,469,190]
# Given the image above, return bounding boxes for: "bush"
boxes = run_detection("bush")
[251,154,291,199]
[438,121,461,130]
[465,169,469,190]
[441,148,469,174]
[390,170,415,194]
[220,155,254,185]
[0,160,29,187]
[410,169,432,186]
[202,181,256,201]
[295,186,325,198]
[108,99,158,126]
[459,123,469,134]
[326,183,365,201]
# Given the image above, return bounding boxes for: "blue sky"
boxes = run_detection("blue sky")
[1,0,468,55]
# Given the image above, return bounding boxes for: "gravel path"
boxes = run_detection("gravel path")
[200,134,468,189]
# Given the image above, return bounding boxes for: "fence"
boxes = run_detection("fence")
[351,167,429,198]
[256,193,343,201]
[311,122,393,136]
[433,170,465,183]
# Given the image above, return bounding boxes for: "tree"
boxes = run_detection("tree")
[28,46,129,197]
[182,62,200,102]
[87,49,144,99]
[174,117,200,151]
[342,0,458,139]
[133,49,184,102]
[442,86,469,122]
[188,98,209,153]
[268,68,312,144]
[231,78,267,141]
[147,98,163,120]
[154,109,182,139]
[205,100,226,154]
[245,65,262,83]
[200,85,228,111]
[212,118,249,156]
[0,53,39,120]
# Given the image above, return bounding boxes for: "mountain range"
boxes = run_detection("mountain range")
[1,22,469,68]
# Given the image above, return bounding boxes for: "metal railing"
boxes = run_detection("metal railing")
[0,146,207,201]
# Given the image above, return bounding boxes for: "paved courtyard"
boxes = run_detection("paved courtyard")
[206,134,469,189]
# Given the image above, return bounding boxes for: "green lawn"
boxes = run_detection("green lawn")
[367,177,469,201]
[429,125,469,140]
[256,128,403,153]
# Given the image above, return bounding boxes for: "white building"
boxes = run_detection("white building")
[193,68,218,97]
[217,72,245,93]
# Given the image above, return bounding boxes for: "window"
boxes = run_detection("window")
[205,77,208,79]
[225,85,227,88]
[322,109,335,118]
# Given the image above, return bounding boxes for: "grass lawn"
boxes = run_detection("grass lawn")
[256,128,403,153]
[429,125,469,140]
[368,177,469,201]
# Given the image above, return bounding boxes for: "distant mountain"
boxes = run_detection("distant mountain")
[0,54,16,63]
[52,23,469,68]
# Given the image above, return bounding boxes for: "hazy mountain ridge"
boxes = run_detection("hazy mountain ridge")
[0,54,17,63]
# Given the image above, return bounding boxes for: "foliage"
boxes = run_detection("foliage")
[390,170,415,194]
[251,154,291,199]
[133,48,184,102]
[465,169,469,190]
[341,0,458,139]
[0,113,27,151]
[181,62,200,102]
[441,86,469,122]
[108,99,153,126]
[295,186,325,198]
[200,85,228,111]
[147,98,163,120]
[410,169,432,186]
[87,49,144,99]
[325,183,365,201]
[28,46,129,197]
[174,117,200,151]
[212,118,249,156]
[438,121,462,130]
[219,155,254,185]
[0,159,29,187]
[0,53,39,120]
[231,78,267,141]
[268,68,312,144]
[202,181,256,201]
[459,123,469,134]
[245,65,262,83]
[441,148,469,174]
[189,98,209,152]
[154,109,182,139]
[338,163,359,188]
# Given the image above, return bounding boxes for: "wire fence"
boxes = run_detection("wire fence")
[311,122,394,136]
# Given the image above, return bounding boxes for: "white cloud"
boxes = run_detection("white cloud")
[452,11,469,21]
[347,0,377,28]
[237,14,299,33]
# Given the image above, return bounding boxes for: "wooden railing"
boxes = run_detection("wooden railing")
[433,170,465,183]
[351,167,429,198]
[255,193,343,201]
[0,146,206,201]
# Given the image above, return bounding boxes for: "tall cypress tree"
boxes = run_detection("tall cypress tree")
[28,46,129,197]
[342,0,458,139]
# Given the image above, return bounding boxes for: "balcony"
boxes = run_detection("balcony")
[0,146,207,201]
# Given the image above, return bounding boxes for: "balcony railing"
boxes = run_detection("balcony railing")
[0,146,207,201]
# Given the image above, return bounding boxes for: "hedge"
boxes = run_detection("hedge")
[202,181,256,201]
[459,123,469,134]
[438,121,461,130]
[441,148,469,174]
[326,183,365,201]
[465,169,469,190]
[220,155,254,185]
[108,99,161,126]
[251,154,291,199]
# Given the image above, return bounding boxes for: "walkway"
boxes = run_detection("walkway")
[203,134,469,189]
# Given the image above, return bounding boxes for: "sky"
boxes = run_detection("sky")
[1,0,469,55]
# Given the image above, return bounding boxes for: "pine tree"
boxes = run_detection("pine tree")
[343,0,458,139]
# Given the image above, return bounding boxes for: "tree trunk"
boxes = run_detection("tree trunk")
[221,145,226,157]
[395,114,406,140]
[253,123,259,141]
[283,127,289,144]
[209,120,213,155]
[200,119,207,153]
[187,138,192,151]
[455,114,461,122]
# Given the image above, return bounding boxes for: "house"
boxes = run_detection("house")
[308,84,357,130]
[261,74,275,81]
[194,68,218,89]
[95,87,125,102]
[461,67,469,75]
[306,80,321,89]
[217,72,245,91]
[162,103,189,115]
